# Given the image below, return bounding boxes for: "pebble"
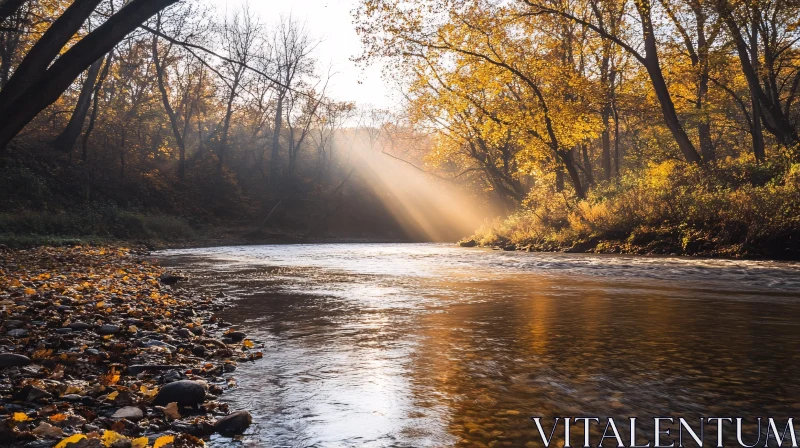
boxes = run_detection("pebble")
[112,406,145,422]
[68,321,93,331]
[97,324,120,335]
[0,353,32,368]
[7,328,29,337]
[226,331,246,342]
[153,380,207,407]
[215,410,253,436]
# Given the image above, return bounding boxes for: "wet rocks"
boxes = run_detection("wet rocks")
[0,353,31,368]
[225,331,246,342]
[152,380,207,407]
[0,246,259,448]
[214,411,252,436]
[158,273,187,285]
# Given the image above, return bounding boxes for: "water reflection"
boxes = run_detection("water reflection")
[160,244,800,447]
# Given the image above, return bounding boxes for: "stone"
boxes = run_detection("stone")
[127,364,184,375]
[158,273,187,285]
[97,324,120,335]
[215,410,252,436]
[141,339,177,352]
[458,239,477,247]
[0,353,31,368]
[152,380,207,407]
[112,406,144,422]
[68,321,93,331]
[7,328,29,337]
[25,386,52,402]
[226,331,246,342]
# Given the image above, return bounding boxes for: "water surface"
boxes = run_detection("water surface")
[160,244,800,447]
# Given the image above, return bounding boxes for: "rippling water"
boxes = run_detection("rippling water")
[159,244,800,448]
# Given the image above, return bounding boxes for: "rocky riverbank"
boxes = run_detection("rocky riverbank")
[0,246,259,447]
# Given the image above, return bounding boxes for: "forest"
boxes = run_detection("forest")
[0,0,799,257]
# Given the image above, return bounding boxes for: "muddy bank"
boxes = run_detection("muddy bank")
[0,246,260,447]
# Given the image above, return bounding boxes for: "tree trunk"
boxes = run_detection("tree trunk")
[748,17,765,161]
[560,149,586,199]
[152,30,186,179]
[82,52,112,162]
[0,0,103,108]
[637,2,703,165]
[696,15,715,162]
[600,45,613,180]
[54,57,103,153]
[0,0,180,150]
[269,91,284,192]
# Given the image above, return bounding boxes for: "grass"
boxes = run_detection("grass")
[0,206,197,249]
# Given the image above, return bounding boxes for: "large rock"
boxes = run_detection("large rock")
[112,406,144,422]
[0,353,31,368]
[215,411,252,436]
[152,380,206,407]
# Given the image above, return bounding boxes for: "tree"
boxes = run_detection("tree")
[0,0,179,150]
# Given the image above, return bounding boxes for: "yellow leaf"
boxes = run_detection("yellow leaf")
[107,391,119,400]
[55,434,87,448]
[131,437,149,448]
[12,412,31,422]
[102,430,128,447]
[24,287,36,295]
[140,384,158,399]
[153,435,175,448]
[243,339,254,349]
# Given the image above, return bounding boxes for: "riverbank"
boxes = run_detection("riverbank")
[462,160,800,260]
[0,246,258,447]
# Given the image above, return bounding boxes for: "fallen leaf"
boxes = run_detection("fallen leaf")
[12,412,31,422]
[107,390,119,400]
[131,437,149,448]
[164,401,181,420]
[243,339,254,348]
[102,430,128,447]
[49,413,68,423]
[32,421,64,438]
[153,435,175,448]
[55,434,87,448]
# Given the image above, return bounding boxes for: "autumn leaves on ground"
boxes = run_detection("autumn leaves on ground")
[0,246,261,447]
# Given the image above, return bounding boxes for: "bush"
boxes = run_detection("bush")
[471,157,800,257]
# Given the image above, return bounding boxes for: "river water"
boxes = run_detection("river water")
[159,244,800,448]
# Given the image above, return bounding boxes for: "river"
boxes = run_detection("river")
[159,243,800,448]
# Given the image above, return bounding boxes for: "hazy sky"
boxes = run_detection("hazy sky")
[212,0,393,109]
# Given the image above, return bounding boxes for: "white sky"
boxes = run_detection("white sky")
[211,0,394,110]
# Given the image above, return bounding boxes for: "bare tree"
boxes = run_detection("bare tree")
[267,16,317,191]
[215,5,260,179]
